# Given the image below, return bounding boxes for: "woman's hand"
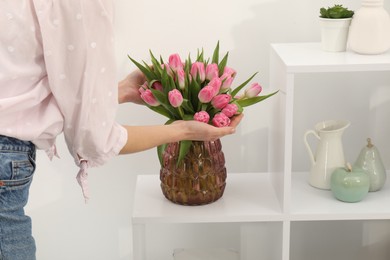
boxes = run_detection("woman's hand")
[174,113,244,141]
[119,114,244,154]
[118,69,146,104]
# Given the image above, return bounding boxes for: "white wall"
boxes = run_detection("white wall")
[26,0,390,259]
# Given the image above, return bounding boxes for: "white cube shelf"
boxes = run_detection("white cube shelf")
[132,43,390,260]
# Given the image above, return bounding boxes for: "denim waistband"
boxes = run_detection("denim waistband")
[0,135,35,153]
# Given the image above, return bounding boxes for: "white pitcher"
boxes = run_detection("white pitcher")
[304,120,350,190]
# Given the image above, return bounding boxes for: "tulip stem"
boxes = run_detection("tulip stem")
[178,106,185,119]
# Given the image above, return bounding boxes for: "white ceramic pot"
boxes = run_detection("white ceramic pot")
[320,18,352,52]
[348,0,390,55]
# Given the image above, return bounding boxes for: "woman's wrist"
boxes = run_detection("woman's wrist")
[118,79,130,104]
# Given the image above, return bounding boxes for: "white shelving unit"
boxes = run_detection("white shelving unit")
[132,173,285,260]
[132,43,390,260]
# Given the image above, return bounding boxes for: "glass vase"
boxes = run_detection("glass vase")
[160,139,226,205]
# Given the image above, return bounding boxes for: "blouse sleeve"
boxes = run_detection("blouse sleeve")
[34,0,127,168]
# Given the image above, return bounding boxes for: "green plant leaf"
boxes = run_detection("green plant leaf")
[181,99,195,114]
[149,50,163,78]
[231,72,259,97]
[218,52,229,76]
[236,90,279,107]
[177,140,192,167]
[157,143,167,166]
[319,4,354,19]
[212,41,220,64]
[189,79,201,110]
[128,55,156,81]
[161,69,171,95]
[150,88,179,119]
[147,105,172,119]
[183,114,194,121]
[196,48,204,62]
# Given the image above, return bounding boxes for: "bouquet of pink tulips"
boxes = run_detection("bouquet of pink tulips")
[128,42,278,163]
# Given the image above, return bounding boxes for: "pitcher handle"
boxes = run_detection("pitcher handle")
[304,130,320,165]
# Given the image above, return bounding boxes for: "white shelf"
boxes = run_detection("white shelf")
[173,248,239,260]
[269,42,390,260]
[291,172,390,221]
[132,42,390,260]
[271,42,390,73]
[132,173,283,224]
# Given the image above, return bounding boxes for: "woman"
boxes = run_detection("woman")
[0,1,242,259]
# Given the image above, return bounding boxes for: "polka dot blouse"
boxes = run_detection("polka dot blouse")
[0,0,127,198]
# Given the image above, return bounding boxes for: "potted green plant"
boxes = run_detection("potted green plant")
[319,4,354,52]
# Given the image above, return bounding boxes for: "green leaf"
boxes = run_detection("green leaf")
[319,4,354,19]
[236,90,279,107]
[218,52,229,76]
[183,114,194,121]
[189,79,201,110]
[177,140,192,167]
[157,143,167,166]
[150,88,179,118]
[147,105,172,119]
[196,48,204,62]
[211,41,220,64]
[161,69,171,95]
[128,55,156,81]
[181,99,195,114]
[149,50,163,78]
[231,72,259,97]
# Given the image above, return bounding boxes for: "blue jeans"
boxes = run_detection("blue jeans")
[0,135,36,260]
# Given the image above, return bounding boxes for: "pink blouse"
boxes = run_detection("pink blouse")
[0,0,127,201]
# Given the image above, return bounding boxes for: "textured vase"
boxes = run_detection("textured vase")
[160,139,226,205]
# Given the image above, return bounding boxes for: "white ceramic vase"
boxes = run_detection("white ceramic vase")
[348,0,390,54]
[320,18,352,52]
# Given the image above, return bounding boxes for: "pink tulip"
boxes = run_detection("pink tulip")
[140,89,160,107]
[161,63,174,77]
[151,81,163,92]
[211,94,231,109]
[223,66,236,78]
[139,81,149,91]
[168,89,183,108]
[193,111,210,123]
[206,63,219,81]
[208,77,222,96]
[221,103,238,117]
[190,62,206,82]
[198,85,215,103]
[244,83,262,98]
[212,113,231,127]
[177,68,186,89]
[220,74,234,90]
[168,53,183,72]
